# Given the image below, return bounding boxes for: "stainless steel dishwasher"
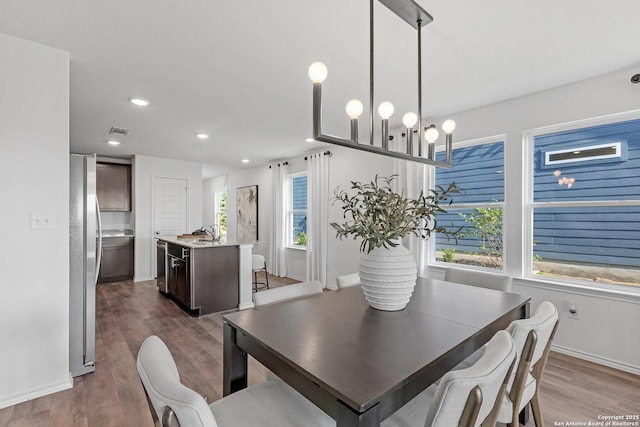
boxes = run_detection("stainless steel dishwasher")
[156,240,167,292]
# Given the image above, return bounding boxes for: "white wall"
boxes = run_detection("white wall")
[0,33,71,407]
[133,155,203,281]
[426,66,640,374]
[225,165,272,258]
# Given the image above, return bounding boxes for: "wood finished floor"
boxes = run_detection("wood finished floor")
[1,277,638,427]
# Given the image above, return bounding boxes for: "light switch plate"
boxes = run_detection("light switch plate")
[31,212,55,229]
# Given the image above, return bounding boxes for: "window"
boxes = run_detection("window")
[288,173,307,247]
[433,137,505,269]
[528,118,640,287]
[214,191,227,238]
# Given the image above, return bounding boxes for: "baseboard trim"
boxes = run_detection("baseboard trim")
[134,275,154,283]
[0,374,73,410]
[238,302,255,310]
[552,344,640,376]
[287,274,305,281]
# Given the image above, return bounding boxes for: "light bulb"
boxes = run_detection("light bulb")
[345,99,364,119]
[402,112,418,128]
[129,97,150,106]
[377,102,394,119]
[308,62,328,83]
[425,125,439,143]
[442,119,456,134]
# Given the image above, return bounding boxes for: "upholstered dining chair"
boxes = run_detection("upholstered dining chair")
[498,301,559,427]
[444,267,513,292]
[137,335,334,427]
[251,254,269,292]
[252,280,323,307]
[454,301,559,427]
[336,273,360,289]
[382,330,517,427]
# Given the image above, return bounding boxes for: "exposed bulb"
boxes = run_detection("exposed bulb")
[425,125,439,143]
[308,62,328,83]
[377,102,394,120]
[402,112,418,128]
[345,99,364,119]
[442,119,456,134]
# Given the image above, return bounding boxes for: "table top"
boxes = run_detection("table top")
[224,278,530,414]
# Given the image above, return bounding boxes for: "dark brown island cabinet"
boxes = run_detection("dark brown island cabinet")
[98,237,134,283]
[164,242,239,316]
[96,162,131,211]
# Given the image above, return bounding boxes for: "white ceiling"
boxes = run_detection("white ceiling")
[1,0,639,178]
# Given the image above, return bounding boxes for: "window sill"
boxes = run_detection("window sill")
[286,245,307,252]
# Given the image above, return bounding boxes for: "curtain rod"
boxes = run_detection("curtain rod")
[268,161,289,169]
[304,150,331,161]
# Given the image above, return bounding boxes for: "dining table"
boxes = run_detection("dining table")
[223,277,531,427]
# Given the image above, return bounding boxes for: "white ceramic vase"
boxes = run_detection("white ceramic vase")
[359,241,418,311]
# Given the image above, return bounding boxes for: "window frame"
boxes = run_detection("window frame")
[523,111,640,287]
[430,134,507,272]
[286,171,307,250]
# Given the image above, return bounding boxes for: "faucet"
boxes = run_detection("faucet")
[206,224,221,241]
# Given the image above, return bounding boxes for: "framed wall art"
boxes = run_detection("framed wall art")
[236,185,258,242]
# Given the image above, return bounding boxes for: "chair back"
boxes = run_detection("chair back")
[253,280,323,306]
[444,267,512,292]
[336,273,360,289]
[137,336,218,427]
[425,330,516,427]
[252,254,266,270]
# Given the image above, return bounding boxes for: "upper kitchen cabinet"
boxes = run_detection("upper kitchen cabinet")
[97,162,131,211]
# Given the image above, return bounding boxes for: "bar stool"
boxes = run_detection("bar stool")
[252,254,269,292]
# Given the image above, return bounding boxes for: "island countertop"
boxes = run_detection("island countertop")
[157,236,255,249]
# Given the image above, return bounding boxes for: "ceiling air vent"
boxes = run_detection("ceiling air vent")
[109,126,130,136]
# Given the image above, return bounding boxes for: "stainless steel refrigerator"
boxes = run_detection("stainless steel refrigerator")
[69,154,103,377]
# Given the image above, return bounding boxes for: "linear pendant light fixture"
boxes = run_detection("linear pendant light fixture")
[308,0,455,168]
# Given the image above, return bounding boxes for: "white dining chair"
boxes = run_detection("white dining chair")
[444,267,513,292]
[251,254,269,292]
[382,330,517,427]
[336,273,360,289]
[137,335,334,427]
[252,280,323,307]
[497,301,559,427]
[453,301,559,427]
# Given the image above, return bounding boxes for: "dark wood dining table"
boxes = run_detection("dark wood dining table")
[223,277,530,427]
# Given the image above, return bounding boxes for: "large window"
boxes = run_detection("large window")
[529,118,640,287]
[434,137,505,269]
[288,173,307,247]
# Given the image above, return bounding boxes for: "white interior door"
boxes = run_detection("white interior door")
[152,177,187,276]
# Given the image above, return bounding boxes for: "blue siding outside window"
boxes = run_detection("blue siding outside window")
[533,118,640,269]
[435,141,505,262]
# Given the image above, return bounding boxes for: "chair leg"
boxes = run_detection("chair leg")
[530,392,543,427]
[253,271,257,292]
[264,262,269,289]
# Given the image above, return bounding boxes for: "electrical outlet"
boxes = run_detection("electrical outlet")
[568,301,578,320]
[30,212,55,230]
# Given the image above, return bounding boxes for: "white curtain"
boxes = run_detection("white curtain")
[306,151,330,287]
[393,138,429,277]
[269,162,288,277]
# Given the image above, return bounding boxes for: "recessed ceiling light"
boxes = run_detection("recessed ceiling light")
[107,140,120,146]
[305,138,315,143]
[129,97,150,106]
[196,133,209,140]
[242,159,250,164]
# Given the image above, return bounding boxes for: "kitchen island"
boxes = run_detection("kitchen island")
[156,236,254,316]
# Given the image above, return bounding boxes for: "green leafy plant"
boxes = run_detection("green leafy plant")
[458,203,503,268]
[442,248,456,263]
[297,230,307,246]
[331,175,461,254]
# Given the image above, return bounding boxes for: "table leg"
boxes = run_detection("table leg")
[223,321,247,396]
[336,401,379,427]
